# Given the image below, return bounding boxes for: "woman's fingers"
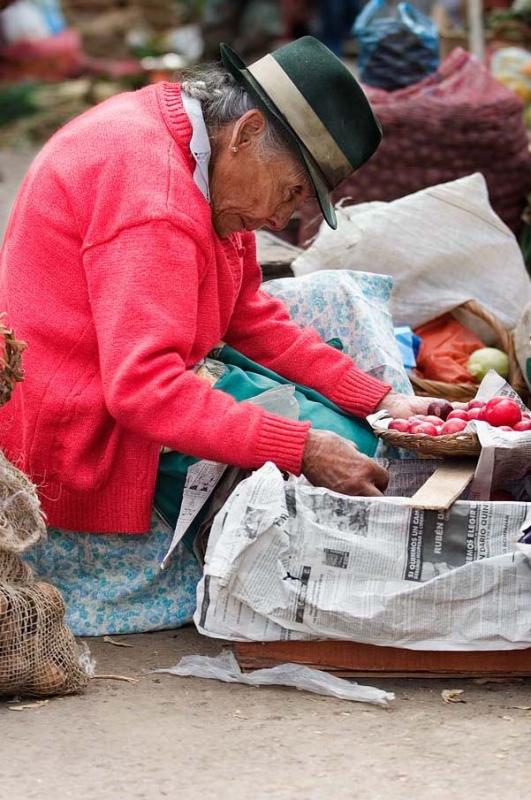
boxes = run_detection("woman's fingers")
[376,392,463,420]
[358,483,384,497]
[368,459,389,491]
[301,429,389,497]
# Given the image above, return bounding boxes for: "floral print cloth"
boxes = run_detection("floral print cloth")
[265,270,413,394]
[23,511,202,636]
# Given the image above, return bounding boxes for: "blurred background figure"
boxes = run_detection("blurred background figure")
[281,0,316,39]
[319,0,363,56]
[200,0,374,62]
[201,0,284,60]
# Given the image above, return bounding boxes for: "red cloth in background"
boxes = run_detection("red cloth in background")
[0,28,82,80]
[414,314,485,384]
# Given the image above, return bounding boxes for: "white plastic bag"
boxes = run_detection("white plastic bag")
[292,174,531,332]
[1,0,60,43]
[156,650,394,707]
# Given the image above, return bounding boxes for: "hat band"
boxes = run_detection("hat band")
[247,54,352,188]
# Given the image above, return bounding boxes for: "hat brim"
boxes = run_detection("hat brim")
[220,42,337,230]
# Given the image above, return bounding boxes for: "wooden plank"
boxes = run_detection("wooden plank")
[234,640,531,677]
[408,461,476,510]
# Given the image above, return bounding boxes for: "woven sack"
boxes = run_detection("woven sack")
[0,550,90,697]
[0,451,90,698]
[298,49,531,244]
[0,322,90,697]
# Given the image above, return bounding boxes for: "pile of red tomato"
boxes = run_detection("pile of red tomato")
[388,397,531,437]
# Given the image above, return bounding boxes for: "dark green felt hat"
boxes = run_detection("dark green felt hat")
[220,36,382,229]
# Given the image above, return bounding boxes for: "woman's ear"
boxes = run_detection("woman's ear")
[229,109,267,152]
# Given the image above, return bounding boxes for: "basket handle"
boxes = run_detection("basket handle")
[456,300,527,398]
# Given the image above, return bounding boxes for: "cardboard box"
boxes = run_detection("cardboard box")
[234,640,531,678]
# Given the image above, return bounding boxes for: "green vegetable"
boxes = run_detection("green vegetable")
[467,347,510,382]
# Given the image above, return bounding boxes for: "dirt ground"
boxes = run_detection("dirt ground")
[1,144,531,800]
[1,628,531,800]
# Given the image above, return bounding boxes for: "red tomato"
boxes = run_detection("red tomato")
[441,418,468,434]
[467,407,486,421]
[410,422,439,436]
[484,397,522,428]
[421,415,445,426]
[487,395,507,406]
[467,400,486,410]
[447,410,468,421]
[389,418,410,432]
[513,419,531,432]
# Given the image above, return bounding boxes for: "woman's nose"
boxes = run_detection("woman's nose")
[267,210,290,231]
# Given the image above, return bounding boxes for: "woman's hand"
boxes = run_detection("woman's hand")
[301,429,389,497]
[375,392,452,419]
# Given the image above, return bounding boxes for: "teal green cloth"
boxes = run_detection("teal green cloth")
[215,344,375,448]
[155,345,376,544]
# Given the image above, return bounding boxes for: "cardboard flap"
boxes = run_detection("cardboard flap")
[408,461,476,510]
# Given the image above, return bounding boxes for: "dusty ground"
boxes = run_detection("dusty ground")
[1,628,531,800]
[1,145,531,800]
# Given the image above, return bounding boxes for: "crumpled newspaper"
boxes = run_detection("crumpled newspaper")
[155,650,394,708]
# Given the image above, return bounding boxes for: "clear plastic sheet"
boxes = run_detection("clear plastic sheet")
[155,650,394,708]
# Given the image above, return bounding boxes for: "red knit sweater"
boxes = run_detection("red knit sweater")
[0,83,389,533]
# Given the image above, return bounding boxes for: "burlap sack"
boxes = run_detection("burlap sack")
[0,550,90,697]
[0,449,46,554]
[298,49,531,244]
[0,334,90,697]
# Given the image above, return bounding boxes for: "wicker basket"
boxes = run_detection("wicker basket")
[374,425,480,458]
[410,300,528,403]
[0,317,25,406]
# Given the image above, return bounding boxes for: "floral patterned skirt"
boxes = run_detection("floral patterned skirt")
[22,511,202,636]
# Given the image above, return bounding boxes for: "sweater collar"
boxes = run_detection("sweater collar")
[158,82,196,175]
[158,81,244,251]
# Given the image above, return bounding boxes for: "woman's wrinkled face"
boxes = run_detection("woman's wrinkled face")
[209,109,314,239]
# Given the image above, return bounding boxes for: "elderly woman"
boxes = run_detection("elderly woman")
[0,37,433,634]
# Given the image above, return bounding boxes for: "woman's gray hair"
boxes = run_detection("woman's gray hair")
[179,63,299,159]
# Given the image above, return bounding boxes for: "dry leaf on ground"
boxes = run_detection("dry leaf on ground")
[92,674,139,684]
[442,689,466,704]
[8,700,49,711]
[103,636,134,648]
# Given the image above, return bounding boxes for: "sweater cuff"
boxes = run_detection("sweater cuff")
[328,366,391,418]
[253,412,311,476]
